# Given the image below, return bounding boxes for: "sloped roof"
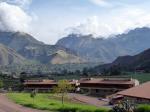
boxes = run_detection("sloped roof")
[24,79,77,85]
[79,78,136,85]
[118,81,150,99]
[24,80,57,85]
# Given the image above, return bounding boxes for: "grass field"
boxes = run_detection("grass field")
[100,72,150,84]
[123,72,150,83]
[7,93,109,112]
[117,73,150,83]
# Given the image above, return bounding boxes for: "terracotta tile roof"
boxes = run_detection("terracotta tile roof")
[79,78,136,85]
[24,80,57,85]
[24,79,78,85]
[117,81,150,99]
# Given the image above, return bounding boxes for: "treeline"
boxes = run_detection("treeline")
[0,63,100,74]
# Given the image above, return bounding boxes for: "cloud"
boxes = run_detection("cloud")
[1,0,32,8]
[89,0,110,7]
[0,2,32,32]
[66,16,102,36]
[67,8,150,38]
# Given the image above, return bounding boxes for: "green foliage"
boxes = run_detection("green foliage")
[0,79,3,88]
[30,90,37,98]
[53,80,74,93]
[8,93,110,112]
[0,73,20,90]
[121,72,150,83]
[111,100,135,112]
[53,80,74,105]
[109,68,122,76]
[100,72,150,84]
[0,63,100,74]
[135,105,150,112]
[30,90,37,104]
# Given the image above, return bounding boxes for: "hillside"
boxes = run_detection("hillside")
[57,27,150,63]
[92,48,150,72]
[0,31,84,64]
[112,48,150,69]
[0,44,26,65]
[49,50,85,64]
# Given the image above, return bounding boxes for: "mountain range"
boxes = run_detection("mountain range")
[92,48,150,72]
[57,27,150,63]
[0,31,84,65]
[0,27,150,67]
[0,43,26,65]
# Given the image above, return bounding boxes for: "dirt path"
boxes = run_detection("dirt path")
[0,94,46,112]
[69,93,108,107]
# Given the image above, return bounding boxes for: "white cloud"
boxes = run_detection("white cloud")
[1,0,32,8]
[89,0,110,7]
[67,7,150,38]
[0,2,32,32]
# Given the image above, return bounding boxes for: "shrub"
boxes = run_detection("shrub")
[135,105,150,112]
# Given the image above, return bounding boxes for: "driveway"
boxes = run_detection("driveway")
[0,94,46,112]
[69,93,108,107]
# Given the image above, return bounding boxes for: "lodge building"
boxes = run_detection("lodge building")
[79,78,139,97]
[24,78,139,97]
[117,81,150,104]
[24,79,79,92]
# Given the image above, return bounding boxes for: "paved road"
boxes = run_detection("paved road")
[0,94,46,112]
[69,93,108,107]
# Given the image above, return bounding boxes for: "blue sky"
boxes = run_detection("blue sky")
[1,0,150,44]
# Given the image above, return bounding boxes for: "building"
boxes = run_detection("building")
[24,78,139,97]
[79,78,139,97]
[24,79,79,92]
[117,81,150,104]
[24,79,57,92]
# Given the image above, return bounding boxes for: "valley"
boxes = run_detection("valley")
[0,0,150,111]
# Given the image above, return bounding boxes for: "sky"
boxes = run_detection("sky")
[1,0,150,44]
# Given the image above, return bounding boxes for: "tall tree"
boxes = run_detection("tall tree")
[30,90,37,105]
[53,80,74,106]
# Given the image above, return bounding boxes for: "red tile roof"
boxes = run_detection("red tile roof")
[24,80,57,85]
[117,81,150,99]
[79,78,136,85]
[24,79,78,85]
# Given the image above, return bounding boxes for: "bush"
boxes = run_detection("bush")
[135,105,150,112]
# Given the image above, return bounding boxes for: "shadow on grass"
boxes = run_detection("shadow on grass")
[23,104,48,111]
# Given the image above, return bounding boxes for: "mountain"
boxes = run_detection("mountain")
[0,31,84,64]
[0,44,26,65]
[56,27,150,63]
[112,48,150,69]
[49,50,85,64]
[92,48,150,73]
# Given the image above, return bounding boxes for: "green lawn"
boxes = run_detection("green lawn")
[123,72,150,83]
[101,72,150,84]
[7,93,109,112]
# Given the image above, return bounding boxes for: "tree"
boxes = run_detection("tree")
[82,67,89,76]
[30,90,37,105]
[0,80,3,89]
[53,80,74,106]
[111,100,135,112]
[109,67,121,76]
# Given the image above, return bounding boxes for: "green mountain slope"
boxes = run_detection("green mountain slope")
[57,27,150,63]
[0,44,26,65]
[0,31,85,64]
